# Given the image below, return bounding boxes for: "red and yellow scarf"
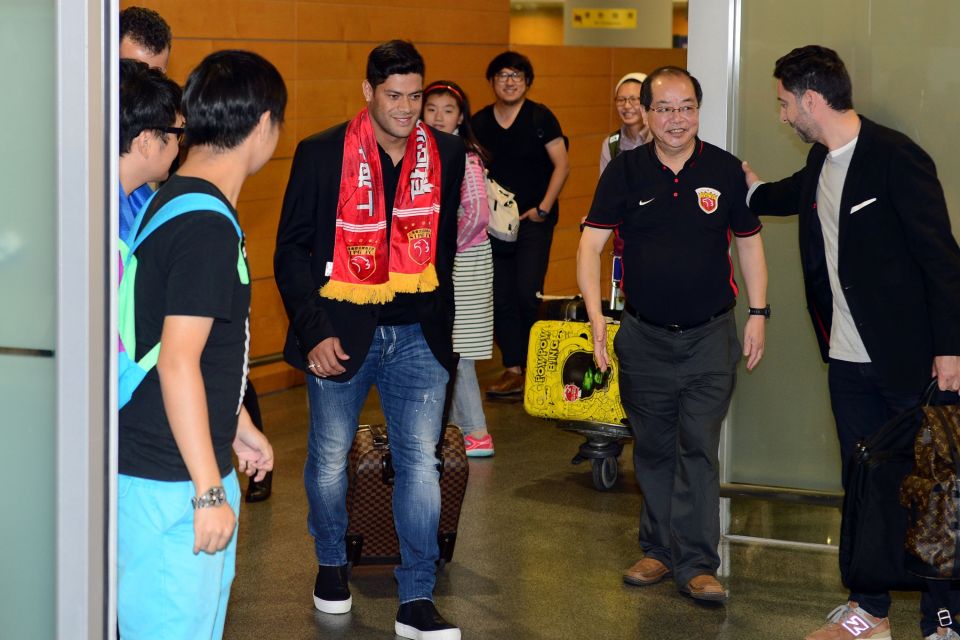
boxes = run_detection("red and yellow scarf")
[320,108,442,304]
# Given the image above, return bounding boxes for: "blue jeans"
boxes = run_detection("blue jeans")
[118,470,241,640]
[305,324,448,603]
[448,358,486,436]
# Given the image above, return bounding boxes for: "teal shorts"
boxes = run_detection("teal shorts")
[118,470,241,640]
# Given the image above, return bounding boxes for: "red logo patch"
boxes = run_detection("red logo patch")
[348,253,376,281]
[695,187,721,214]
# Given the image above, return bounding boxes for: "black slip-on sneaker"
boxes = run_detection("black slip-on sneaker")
[313,564,351,614]
[395,599,461,640]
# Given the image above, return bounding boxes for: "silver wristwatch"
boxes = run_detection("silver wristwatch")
[191,486,227,509]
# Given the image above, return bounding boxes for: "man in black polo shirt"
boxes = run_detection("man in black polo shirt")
[577,66,769,603]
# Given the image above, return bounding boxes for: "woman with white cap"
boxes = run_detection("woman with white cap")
[600,72,650,174]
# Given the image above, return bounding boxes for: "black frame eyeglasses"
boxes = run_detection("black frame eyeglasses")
[155,126,185,144]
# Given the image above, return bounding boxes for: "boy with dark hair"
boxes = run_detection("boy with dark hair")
[118,58,182,246]
[119,6,172,72]
[275,39,464,639]
[117,49,284,640]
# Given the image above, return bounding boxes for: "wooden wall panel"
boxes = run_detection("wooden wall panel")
[120,0,685,388]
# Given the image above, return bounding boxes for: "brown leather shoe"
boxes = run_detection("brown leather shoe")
[682,574,728,602]
[622,557,671,586]
[486,369,524,398]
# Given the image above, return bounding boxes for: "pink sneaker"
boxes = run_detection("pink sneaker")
[464,434,494,458]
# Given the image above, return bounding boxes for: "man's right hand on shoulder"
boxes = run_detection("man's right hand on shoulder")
[742,161,761,188]
[193,504,236,555]
[306,337,350,377]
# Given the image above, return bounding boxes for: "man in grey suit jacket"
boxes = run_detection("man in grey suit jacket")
[743,45,960,640]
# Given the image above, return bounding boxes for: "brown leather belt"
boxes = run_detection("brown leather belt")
[624,300,736,333]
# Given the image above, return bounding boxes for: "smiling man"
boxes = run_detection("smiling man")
[473,50,570,399]
[744,44,960,640]
[578,66,768,604]
[274,40,464,640]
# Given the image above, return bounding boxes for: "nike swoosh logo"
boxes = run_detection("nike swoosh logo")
[638,198,655,206]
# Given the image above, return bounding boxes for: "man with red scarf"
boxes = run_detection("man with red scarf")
[274,40,464,640]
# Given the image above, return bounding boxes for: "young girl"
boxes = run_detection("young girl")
[422,80,495,457]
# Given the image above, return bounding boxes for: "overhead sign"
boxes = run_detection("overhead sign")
[571,8,637,29]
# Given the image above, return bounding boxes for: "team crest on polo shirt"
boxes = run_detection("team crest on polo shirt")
[695,187,721,214]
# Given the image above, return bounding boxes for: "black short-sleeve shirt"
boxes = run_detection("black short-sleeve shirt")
[473,99,563,217]
[119,175,250,481]
[585,139,761,327]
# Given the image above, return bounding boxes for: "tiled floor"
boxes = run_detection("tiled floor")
[224,361,925,640]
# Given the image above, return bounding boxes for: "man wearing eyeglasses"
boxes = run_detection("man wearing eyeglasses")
[473,50,570,399]
[578,66,769,603]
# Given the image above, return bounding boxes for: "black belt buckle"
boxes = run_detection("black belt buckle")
[665,323,682,333]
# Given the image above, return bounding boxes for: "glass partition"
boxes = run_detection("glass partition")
[729,0,960,493]
[0,0,57,637]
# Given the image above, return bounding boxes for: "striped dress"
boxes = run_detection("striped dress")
[452,152,494,360]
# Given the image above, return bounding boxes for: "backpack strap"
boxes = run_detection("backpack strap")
[127,192,241,256]
[607,130,622,160]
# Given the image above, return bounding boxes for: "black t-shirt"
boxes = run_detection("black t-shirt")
[376,144,419,325]
[119,175,250,481]
[585,139,762,327]
[473,99,563,218]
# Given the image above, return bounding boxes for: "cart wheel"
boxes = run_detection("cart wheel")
[591,456,618,491]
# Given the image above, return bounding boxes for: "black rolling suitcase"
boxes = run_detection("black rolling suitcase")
[344,423,469,566]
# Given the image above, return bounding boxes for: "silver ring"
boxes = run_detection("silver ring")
[307,363,316,369]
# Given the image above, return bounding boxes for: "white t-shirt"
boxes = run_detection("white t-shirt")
[816,137,871,363]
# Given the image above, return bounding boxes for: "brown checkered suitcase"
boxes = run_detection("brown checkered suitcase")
[345,423,469,566]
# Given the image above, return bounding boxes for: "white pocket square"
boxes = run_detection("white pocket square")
[850,198,877,214]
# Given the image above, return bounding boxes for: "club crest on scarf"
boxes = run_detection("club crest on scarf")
[321,109,442,304]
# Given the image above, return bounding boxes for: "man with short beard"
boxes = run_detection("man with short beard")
[744,44,960,640]
[274,39,464,640]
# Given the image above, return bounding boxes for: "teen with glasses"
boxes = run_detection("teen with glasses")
[473,50,570,399]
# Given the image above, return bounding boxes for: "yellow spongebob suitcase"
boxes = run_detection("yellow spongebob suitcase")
[524,319,626,424]
[524,319,631,490]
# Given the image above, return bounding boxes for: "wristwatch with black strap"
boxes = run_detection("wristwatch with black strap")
[536,206,550,219]
[748,304,771,319]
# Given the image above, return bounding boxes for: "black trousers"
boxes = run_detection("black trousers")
[829,359,960,634]
[490,220,554,369]
[614,310,740,587]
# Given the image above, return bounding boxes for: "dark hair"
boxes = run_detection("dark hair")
[119,59,181,155]
[640,66,703,108]
[182,50,287,150]
[774,45,853,111]
[422,80,489,164]
[119,7,172,56]
[485,51,534,86]
[366,40,425,88]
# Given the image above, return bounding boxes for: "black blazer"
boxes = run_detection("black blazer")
[273,122,466,380]
[751,116,960,393]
